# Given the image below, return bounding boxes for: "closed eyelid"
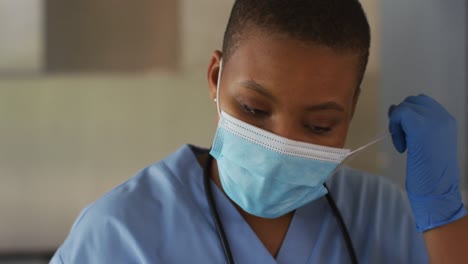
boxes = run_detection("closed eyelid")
[239,102,269,115]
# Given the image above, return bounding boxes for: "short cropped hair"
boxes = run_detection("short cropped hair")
[222,0,371,83]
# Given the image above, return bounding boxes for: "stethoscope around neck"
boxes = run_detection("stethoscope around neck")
[203,153,359,264]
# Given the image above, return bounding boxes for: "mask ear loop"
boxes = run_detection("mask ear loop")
[215,59,223,116]
[329,132,392,177]
[347,132,391,156]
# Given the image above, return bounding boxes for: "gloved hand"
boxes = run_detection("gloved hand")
[388,94,467,232]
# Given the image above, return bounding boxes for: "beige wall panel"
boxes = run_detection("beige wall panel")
[0,75,216,249]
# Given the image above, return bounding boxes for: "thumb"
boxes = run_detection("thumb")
[388,104,407,153]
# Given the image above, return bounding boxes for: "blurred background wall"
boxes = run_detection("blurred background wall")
[0,0,466,262]
[380,0,467,194]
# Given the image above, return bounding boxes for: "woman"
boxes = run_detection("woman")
[51,0,467,263]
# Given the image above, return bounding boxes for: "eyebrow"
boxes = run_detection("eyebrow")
[239,79,276,101]
[239,79,345,112]
[305,102,345,112]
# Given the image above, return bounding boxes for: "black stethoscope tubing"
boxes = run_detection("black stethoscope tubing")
[203,153,358,264]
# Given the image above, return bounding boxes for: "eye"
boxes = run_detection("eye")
[305,124,332,135]
[240,103,268,117]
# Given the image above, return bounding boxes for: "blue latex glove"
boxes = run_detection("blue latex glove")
[389,95,467,232]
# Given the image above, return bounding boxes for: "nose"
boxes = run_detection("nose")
[268,115,302,142]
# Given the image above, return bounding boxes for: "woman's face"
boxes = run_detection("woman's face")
[208,32,362,148]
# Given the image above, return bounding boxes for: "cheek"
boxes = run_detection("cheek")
[335,123,351,148]
[328,100,358,148]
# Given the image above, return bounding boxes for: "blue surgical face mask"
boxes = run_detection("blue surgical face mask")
[210,60,387,218]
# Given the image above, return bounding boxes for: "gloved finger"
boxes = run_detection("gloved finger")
[388,104,408,153]
[388,104,396,118]
[406,94,442,110]
[405,94,433,105]
[399,101,428,116]
[406,94,453,120]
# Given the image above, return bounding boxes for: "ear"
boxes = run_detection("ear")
[350,87,361,120]
[207,50,223,103]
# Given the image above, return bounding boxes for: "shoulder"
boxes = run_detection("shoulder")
[73,145,196,229]
[327,166,412,226]
[328,166,406,207]
[327,166,429,263]
[55,145,205,263]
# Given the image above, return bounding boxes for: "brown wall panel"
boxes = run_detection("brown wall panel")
[46,0,179,72]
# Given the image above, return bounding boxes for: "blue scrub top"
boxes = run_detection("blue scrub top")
[50,145,428,263]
